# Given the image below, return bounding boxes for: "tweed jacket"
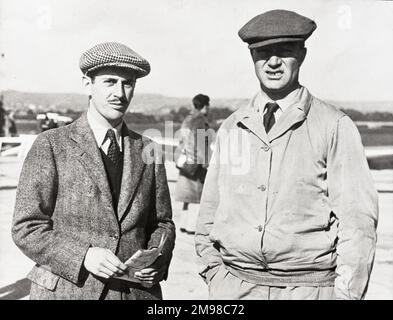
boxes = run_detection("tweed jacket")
[12,113,175,300]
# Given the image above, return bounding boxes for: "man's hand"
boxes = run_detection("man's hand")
[134,255,167,288]
[83,247,128,279]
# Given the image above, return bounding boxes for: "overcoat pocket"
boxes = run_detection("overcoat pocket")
[27,265,60,291]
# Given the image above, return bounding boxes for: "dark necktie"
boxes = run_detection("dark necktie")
[263,102,280,133]
[104,129,122,165]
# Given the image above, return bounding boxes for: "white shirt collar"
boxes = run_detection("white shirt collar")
[87,106,123,152]
[256,85,304,115]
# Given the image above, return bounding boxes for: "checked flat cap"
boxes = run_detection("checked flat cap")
[79,42,151,78]
[238,10,317,49]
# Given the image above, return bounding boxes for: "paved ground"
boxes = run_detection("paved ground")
[0,157,392,300]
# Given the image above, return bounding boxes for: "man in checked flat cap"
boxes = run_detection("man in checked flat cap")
[12,42,175,300]
[195,10,378,300]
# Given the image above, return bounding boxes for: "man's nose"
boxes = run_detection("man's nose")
[267,55,281,68]
[114,81,125,98]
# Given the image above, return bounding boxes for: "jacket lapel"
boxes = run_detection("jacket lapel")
[268,88,312,143]
[118,127,145,222]
[235,108,270,147]
[267,106,306,143]
[69,113,114,216]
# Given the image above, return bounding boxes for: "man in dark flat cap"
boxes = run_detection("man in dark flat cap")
[12,42,175,300]
[196,10,378,300]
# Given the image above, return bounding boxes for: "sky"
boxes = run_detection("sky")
[1,0,393,102]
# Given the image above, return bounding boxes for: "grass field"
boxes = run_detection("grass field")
[358,126,393,146]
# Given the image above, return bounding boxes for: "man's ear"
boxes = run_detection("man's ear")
[82,75,92,97]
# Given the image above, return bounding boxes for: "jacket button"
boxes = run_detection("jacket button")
[258,185,266,192]
[257,225,264,232]
[262,145,270,151]
[110,234,119,240]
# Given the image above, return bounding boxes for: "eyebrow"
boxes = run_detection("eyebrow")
[100,76,135,82]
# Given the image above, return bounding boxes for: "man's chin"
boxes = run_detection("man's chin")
[263,81,287,91]
[260,81,296,97]
[102,112,125,125]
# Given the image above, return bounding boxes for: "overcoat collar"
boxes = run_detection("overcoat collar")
[234,87,312,145]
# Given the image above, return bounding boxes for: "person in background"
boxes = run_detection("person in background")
[0,98,6,137]
[7,111,18,137]
[0,98,18,137]
[195,10,378,300]
[175,94,215,235]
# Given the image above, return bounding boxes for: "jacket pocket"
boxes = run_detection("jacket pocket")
[27,265,60,291]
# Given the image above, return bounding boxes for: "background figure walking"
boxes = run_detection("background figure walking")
[174,94,215,235]
[0,98,18,137]
[0,98,7,137]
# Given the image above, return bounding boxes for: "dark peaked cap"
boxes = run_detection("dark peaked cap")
[238,10,317,49]
[79,42,151,78]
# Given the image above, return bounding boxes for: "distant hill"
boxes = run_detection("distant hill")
[3,90,88,113]
[2,90,246,114]
[2,90,392,115]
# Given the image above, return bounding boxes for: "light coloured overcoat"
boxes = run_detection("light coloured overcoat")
[195,88,378,300]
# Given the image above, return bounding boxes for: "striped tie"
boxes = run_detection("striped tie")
[105,129,121,165]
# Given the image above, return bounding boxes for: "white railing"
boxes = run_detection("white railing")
[0,134,178,159]
[2,134,393,160]
[355,121,393,129]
